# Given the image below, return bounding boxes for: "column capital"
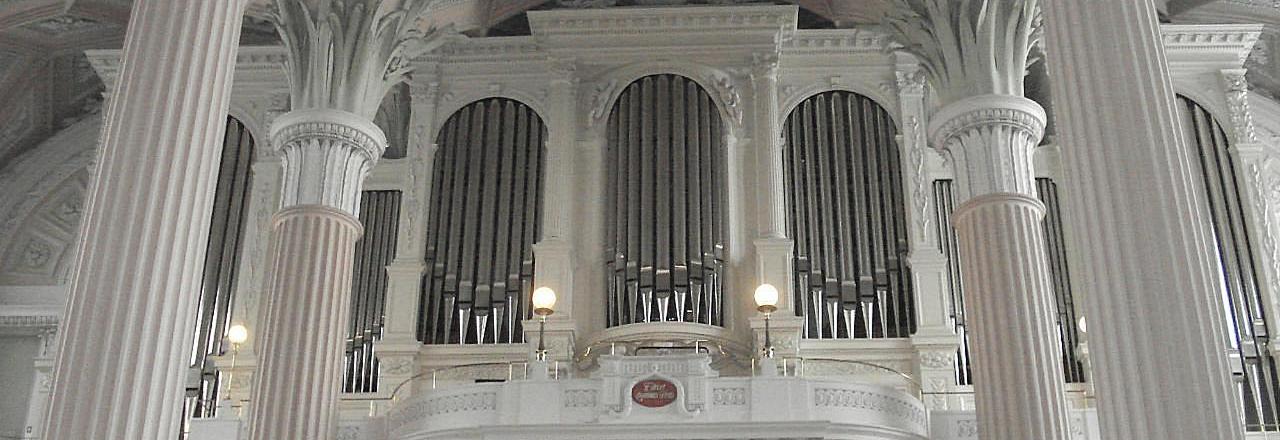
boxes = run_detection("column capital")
[929,95,1046,199]
[886,0,1041,106]
[271,109,388,214]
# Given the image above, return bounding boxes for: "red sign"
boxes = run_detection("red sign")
[631,379,678,408]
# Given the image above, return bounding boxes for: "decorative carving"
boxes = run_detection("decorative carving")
[712,387,746,406]
[929,96,1046,198]
[271,110,388,213]
[955,419,979,437]
[22,239,53,268]
[1223,70,1260,144]
[813,387,928,426]
[885,0,1042,106]
[336,426,360,440]
[564,389,598,408]
[588,79,618,126]
[708,73,744,124]
[918,351,956,370]
[387,391,498,433]
[905,116,933,244]
[1249,161,1280,316]
[896,70,927,96]
[380,356,416,376]
[266,0,454,117]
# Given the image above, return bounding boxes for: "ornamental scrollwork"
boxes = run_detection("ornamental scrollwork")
[1224,70,1260,144]
[918,350,956,370]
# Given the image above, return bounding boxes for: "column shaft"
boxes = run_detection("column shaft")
[248,206,362,439]
[42,0,245,438]
[953,194,1070,439]
[1042,1,1245,438]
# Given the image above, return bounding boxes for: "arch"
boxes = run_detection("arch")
[433,91,551,137]
[419,97,548,345]
[592,62,745,138]
[781,90,914,339]
[779,84,901,128]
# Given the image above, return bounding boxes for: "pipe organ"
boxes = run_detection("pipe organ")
[344,190,402,393]
[186,117,255,418]
[782,91,914,340]
[604,74,728,327]
[934,177,1086,386]
[933,180,971,385]
[418,98,545,345]
[1178,96,1280,431]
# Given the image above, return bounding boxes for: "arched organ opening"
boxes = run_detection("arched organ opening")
[1178,96,1280,431]
[782,91,914,340]
[417,98,546,345]
[604,74,729,327]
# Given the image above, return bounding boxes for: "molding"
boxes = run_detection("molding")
[1162,24,1264,71]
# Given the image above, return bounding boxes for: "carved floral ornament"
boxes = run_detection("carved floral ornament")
[885,0,1043,105]
[266,0,455,118]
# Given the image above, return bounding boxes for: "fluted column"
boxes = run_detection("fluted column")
[888,2,1070,438]
[248,110,385,440]
[250,1,448,437]
[1042,1,1245,438]
[933,95,1069,439]
[41,0,248,438]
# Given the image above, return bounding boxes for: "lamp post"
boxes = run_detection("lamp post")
[222,324,248,416]
[531,287,557,363]
[755,284,780,368]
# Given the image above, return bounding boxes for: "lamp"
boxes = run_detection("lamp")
[532,287,556,362]
[755,284,779,359]
[222,324,249,412]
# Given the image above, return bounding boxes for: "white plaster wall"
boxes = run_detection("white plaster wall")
[0,335,38,438]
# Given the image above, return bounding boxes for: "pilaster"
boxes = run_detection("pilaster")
[41,1,249,437]
[1042,1,1247,437]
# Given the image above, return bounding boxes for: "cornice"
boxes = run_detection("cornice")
[528,5,798,38]
[1161,23,1264,68]
[422,35,544,65]
[87,45,288,92]
[0,314,58,328]
[783,29,893,55]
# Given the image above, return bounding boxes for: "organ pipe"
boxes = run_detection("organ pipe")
[344,190,401,393]
[783,91,914,340]
[605,74,727,327]
[185,117,255,419]
[418,98,545,345]
[1179,96,1280,431]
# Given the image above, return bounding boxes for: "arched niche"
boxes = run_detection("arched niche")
[603,73,730,328]
[781,90,915,340]
[418,97,547,345]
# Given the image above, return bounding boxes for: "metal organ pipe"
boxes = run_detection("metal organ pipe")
[344,190,401,393]
[783,91,914,340]
[185,117,255,419]
[605,74,728,327]
[417,98,545,345]
[1178,96,1280,431]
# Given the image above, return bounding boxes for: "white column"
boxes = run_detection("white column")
[40,1,247,438]
[248,110,384,440]
[930,95,1070,440]
[1043,1,1245,438]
